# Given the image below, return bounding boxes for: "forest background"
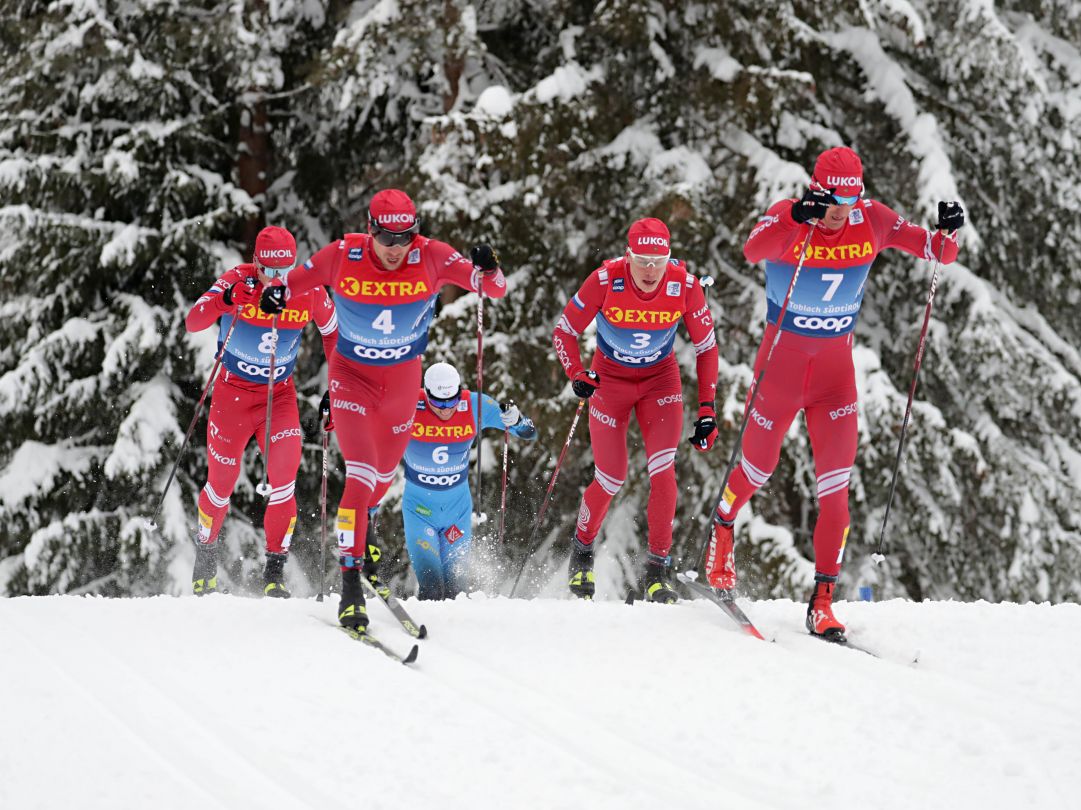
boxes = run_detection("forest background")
[2,0,1079,603]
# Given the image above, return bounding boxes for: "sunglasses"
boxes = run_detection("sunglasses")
[370,220,420,247]
[627,250,671,269]
[830,192,860,205]
[427,389,462,409]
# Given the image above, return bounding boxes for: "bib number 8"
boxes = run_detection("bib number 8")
[258,331,278,354]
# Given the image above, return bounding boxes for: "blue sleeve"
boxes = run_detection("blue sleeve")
[477,393,505,431]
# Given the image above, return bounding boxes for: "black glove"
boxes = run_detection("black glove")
[571,370,600,399]
[689,415,718,452]
[791,188,833,224]
[471,244,501,274]
[260,285,288,314]
[319,390,331,418]
[936,201,964,233]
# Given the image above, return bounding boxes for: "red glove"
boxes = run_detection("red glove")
[222,279,259,309]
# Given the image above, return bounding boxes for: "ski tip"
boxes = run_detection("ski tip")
[418,624,428,640]
[403,644,420,665]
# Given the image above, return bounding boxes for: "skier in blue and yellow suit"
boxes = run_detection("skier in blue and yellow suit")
[402,361,537,599]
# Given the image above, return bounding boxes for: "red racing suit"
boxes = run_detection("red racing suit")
[553,257,719,557]
[185,263,337,554]
[723,198,959,578]
[280,234,506,568]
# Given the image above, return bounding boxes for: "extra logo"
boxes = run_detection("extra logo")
[603,307,680,325]
[793,315,853,333]
[612,347,663,365]
[339,278,430,297]
[237,361,287,380]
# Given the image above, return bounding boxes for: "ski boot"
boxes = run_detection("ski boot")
[806,577,846,641]
[567,538,595,600]
[643,554,678,604]
[704,518,737,591]
[362,511,393,600]
[262,552,291,599]
[338,567,369,632]
[192,541,219,596]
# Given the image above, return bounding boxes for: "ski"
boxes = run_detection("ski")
[338,625,420,665]
[806,632,880,659]
[676,573,766,641]
[363,576,428,639]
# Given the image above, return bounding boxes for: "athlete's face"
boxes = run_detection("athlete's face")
[370,235,411,270]
[822,201,854,230]
[429,403,457,421]
[627,251,669,292]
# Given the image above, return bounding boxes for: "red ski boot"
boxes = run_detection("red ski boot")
[704,519,737,591]
[806,580,846,641]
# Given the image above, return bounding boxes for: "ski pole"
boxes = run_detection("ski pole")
[256,314,279,497]
[689,223,817,573]
[509,399,586,597]
[873,236,946,563]
[475,288,485,513]
[146,294,248,530]
[498,426,510,545]
[317,411,331,602]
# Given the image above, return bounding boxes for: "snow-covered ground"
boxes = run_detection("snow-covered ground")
[1,594,1078,810]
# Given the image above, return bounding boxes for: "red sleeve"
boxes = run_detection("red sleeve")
[309,285,338,362]
[681,277,719,408]
[552,269,605,380]
[185,265,249,332]
[868,201,960,264]
[743,200,803,263]
[284,241,342,299]
[428,239,508,299]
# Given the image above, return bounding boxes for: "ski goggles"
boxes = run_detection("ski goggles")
[370,220,420,247]
[426,387,462,409]
[626,250,671,269]
[830,192,860,205]
[254,260,297,279]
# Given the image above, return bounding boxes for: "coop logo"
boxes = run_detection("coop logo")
[418,473,461,487]
[353,345,412,361]
[612,278,625,292]
[208,446,238,467]
[829,402,858,421]
[237,361,287,379]
[750,407,773,431]
[332,399,367,415]
[656,394,683,407]
[271,428,302,444]
[348,247,364,261]
[793,315,853,333]
[590,406,617,427]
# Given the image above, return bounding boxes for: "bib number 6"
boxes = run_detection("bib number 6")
[432,445,449,465]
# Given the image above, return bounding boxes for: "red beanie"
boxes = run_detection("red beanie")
[811,147,864,197]
[368,189,418,232]
[253,226,297,269]
[627,217,671,254]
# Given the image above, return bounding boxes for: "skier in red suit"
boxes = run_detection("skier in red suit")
[185,225,338,597]
[260,189,507,631]
[704,146,964,638]
[552,218,720,602]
